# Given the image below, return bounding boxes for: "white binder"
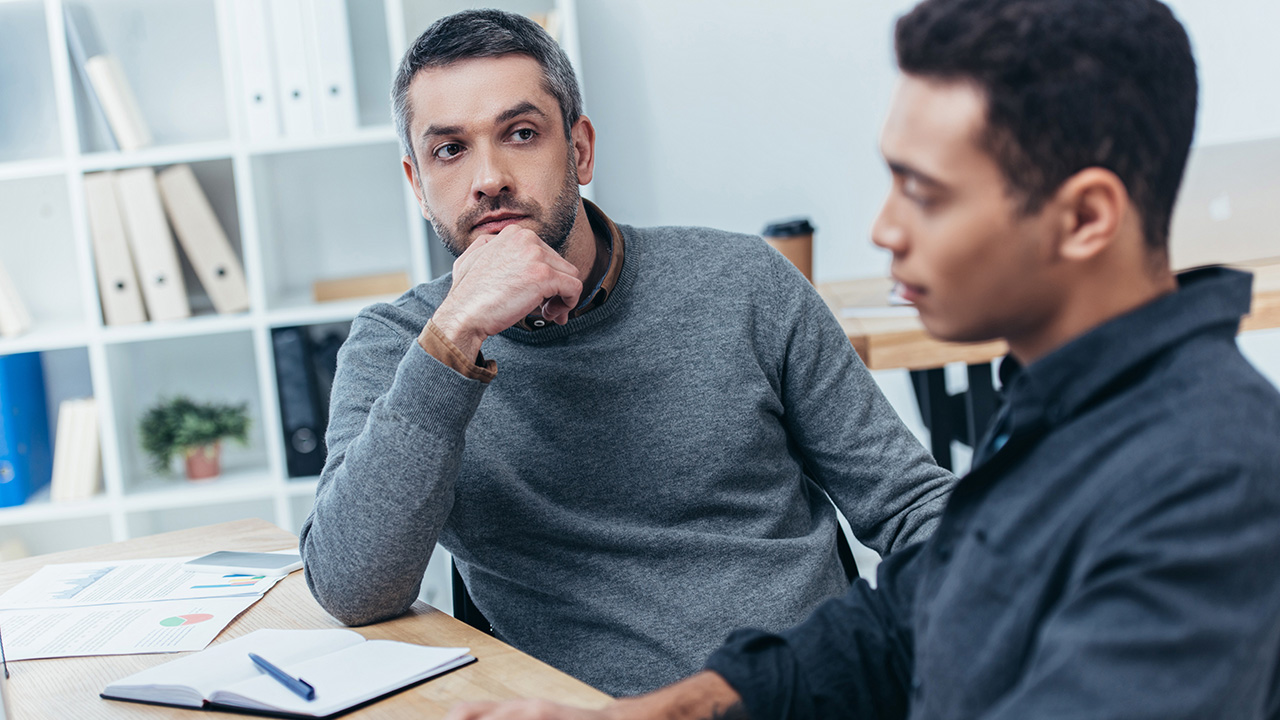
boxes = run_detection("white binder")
[229,0,281,142]
[268,0,317,137]
[63,2,119,150]
[83,54,153,152]
[51,398,101,503]
[0,256,32,338]
[113,167,191,322]
[84,172,147,325]
[156,165,251,315]
[304,0,358,135]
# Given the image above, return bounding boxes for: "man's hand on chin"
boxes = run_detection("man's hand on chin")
[442,672,747,720]
[424,224,584,359]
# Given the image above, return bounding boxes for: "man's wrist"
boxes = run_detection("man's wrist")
[603,672,747,720]
[427,308,487,361]
[418,318,496,382]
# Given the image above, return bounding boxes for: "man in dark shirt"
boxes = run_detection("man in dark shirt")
[445,0,1280,718]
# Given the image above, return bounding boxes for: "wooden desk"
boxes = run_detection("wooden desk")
[818,259,1280,467]
[817,275,1008,373]
[0,519,611,719]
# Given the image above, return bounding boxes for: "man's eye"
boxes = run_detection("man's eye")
[902,178,936,208]
[511,128,536,142]
[434,143,463,159]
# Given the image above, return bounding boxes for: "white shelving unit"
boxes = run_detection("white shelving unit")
[0,0,583,607]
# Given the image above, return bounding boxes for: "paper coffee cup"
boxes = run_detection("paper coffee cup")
[762,217,815,282]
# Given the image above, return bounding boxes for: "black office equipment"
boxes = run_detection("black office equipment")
[271,326,326,478]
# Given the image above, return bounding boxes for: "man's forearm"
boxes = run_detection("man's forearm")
[301,331,487,625]
[300,416,458,625]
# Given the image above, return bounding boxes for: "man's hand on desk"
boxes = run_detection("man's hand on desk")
[425,225,585,361]
[443,671,746,720]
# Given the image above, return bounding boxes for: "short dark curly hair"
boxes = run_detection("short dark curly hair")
[895,0,1198,253]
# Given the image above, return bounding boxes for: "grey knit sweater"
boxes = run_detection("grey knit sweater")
[299,223,953,696]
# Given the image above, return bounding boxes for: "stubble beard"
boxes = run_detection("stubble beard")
[427,152,581,260]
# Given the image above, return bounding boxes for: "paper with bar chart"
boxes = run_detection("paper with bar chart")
[0,596,260,660]
[0,555,297,660]
[0,557,286,609]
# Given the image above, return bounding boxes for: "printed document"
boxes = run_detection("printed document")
[0,557,286,609]
[0,596,261,661]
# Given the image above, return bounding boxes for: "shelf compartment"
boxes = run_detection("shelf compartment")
[0,175,87,335]
[85,157,248,325]
[348,0,394,129]
[104,329,269,493]
[69,0,229,154]
[251,142,413,312]
[0,1,62,164]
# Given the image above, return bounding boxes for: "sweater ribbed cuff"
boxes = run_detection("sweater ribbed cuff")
[384,338,489,433]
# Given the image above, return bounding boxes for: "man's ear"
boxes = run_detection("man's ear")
[570,115,596,186]
[1052,167,1129,262]
[402,155,432,221]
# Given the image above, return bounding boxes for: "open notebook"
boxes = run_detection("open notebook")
[101,628,474,718]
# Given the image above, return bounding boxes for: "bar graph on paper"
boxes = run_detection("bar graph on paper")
[190,574,266,589]
[50,566,115,601]
[0,558,287,610]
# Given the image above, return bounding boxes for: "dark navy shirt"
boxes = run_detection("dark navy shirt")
[706,267,1280,719]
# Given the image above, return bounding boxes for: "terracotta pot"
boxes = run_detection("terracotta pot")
[184,442,222,482]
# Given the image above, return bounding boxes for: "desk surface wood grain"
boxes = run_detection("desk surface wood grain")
[819,258,1280,371]
[0,519,611,719]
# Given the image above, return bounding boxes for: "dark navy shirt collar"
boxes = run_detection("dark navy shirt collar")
[998,267,1253,435]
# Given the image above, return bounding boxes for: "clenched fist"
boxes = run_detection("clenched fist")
[425,225,584,359]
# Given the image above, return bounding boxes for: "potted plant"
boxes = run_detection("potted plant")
[139,396,250,481]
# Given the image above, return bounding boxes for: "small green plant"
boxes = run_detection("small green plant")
[139,396,250,473]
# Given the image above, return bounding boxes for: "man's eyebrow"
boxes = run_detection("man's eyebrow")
[421,123,463,142]
[886,159,946,188]
[495,101,547,125]
[419,102,548,144]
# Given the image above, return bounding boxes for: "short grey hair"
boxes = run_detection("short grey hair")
[392,8,583,164]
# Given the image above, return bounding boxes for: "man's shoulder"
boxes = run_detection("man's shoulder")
[621,223,792,278]
[1100,338,1280,500]
[350,275,451,341]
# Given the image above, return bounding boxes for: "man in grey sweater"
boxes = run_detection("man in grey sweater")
[299,9,952,696]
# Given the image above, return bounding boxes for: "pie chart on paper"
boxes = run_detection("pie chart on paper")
[159,613,214,627]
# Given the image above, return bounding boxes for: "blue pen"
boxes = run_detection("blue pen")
[248,652,316,701]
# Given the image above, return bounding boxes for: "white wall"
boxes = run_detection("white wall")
[579,0,915,284]
[577,0,1280,464]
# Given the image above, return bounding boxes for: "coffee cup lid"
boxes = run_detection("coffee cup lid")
[762,217,815,237]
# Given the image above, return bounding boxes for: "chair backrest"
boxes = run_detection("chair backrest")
[451,561,493,635]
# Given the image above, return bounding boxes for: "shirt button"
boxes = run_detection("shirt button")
[911,675,923,699]
[532,319,547,328]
